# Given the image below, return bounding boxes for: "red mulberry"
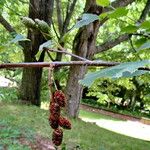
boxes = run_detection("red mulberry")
[52,128,63,146]
[49,115,59,129]
[50,102,60,120]
[53,90,66,107]
[59,117,71,130]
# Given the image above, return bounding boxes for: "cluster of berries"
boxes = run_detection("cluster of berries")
[49,90,71,146]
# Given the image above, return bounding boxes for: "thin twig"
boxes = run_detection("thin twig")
[129,37,142,60]
[44,47,90,61]
[132,33,150,39]
[52,19,60,40]
[46,51,55,61]
[48,64,54,100]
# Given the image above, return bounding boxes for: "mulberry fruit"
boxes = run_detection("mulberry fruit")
[50,102,60,120]
[49,115,59,129]
[59,117,71,130]
[53,90,66,107]
[52,128,63,146]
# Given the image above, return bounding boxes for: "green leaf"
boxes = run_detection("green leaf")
[140,21,150,29]
[10,34,30,43]
[121,25,138,33]
[137,40,150,51]
[80,60,150,87]
[96,0,110,7]
[71,13,99,30]
[99,12,108,19]
[134,38,147,48]
[108,7,128,19]
[39,40,53,51]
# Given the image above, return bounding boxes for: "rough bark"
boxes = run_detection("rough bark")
[20,0,54,106]
[65,0,102,117]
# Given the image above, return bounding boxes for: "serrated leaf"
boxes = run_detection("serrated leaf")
[137,40,150,51]
[121,25,138,33]
[39,40,53,51]
[80,60,150,87]
[108,7,128,19]
[71,13,99,30]
[10,34,30,43]
[96,0,110,7]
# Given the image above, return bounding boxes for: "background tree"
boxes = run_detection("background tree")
[0,0,54,106]
[0,0,149,118]
[65,0,145,117]
[20,0,54,106]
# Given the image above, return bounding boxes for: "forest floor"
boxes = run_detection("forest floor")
[1,102,150,150]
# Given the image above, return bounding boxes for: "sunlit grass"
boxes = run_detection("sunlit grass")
[79,110,150,141]
[79,109,121,121]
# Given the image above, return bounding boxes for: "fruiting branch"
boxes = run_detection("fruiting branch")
[0,61,119,69]
[0,61,149,71]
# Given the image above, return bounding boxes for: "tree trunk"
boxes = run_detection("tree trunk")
[20,0,54,106]
[65,0,102,117]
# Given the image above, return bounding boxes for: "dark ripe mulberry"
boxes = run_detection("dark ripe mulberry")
[52,128,63,146]
[50,102,60,120]
[49,115,59,129]
[53,90,66,107]
[59,117,71,130]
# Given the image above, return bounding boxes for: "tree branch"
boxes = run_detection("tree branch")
[46,51,55,61]
[0,14,16,33]
[62,0,77,34]
[95,34,129,53]
[44,47,90,61]
[0,14,29,50]
[51,19,60,39]
[132,33,150,39]
[96,0,150,54]
[0,61,149,71]
[55,0,63,34]
[104,0,135,12]
[0,61,120,69]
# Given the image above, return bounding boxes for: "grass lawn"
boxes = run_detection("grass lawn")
[79,109,121,121]
[0,102,150,150]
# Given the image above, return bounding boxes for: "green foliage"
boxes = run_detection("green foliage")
[80,60,150,87]
[121,25,138,33]
[39,40,53,51]
[96,0,110,7]
[135,38,147,48]
[10,34,30,43]
[108,7,128,19]
[71,13,99,30]
[140,20,150,30]
[137,40,150,51]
